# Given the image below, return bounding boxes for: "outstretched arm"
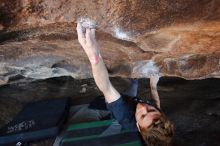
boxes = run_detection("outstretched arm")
[76,23,120,103]
[150,74,160,108]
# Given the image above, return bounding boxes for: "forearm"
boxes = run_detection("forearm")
[91,59,120,103]
[149,74,160,108]
[76,22,120,103]
[150,85,160,108]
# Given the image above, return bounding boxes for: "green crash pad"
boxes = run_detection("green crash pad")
[61,120,143,146]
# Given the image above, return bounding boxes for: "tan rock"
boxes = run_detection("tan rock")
[0,0,220,85]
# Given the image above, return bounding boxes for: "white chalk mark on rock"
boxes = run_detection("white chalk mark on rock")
[19,66,77,79]
[132,60,160,78]
[113,27,131,41]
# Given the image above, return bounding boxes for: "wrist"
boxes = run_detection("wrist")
[89,53,102,65]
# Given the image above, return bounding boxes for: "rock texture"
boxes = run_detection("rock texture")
[0,0,220,85]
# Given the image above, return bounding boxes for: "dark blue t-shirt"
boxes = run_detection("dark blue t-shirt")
[107,96,138,131]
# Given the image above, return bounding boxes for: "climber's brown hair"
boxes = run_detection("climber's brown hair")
[139,113,174,146]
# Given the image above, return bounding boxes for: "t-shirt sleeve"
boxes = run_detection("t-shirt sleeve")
[107,97,137,131]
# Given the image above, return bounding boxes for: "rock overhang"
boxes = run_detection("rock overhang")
[0,0,220,85]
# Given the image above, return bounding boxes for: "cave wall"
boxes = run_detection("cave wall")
[0,0,220,85]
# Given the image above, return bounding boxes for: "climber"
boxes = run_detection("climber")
[76,22,174,146]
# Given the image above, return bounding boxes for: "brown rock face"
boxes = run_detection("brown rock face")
[0,0,220,85]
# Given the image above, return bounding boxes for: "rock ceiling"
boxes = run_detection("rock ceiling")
[0,0,220,85]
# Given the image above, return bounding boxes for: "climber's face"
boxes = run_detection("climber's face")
[135,103,161,130]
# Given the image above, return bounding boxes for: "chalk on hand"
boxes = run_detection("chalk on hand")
[77,17,97,29]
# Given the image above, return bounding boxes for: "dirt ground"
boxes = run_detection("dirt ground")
[0,77,220,146]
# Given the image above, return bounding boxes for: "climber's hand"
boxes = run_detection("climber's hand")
[76,22,101,64]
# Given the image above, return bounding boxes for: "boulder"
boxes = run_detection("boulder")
[0,0,220,85]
